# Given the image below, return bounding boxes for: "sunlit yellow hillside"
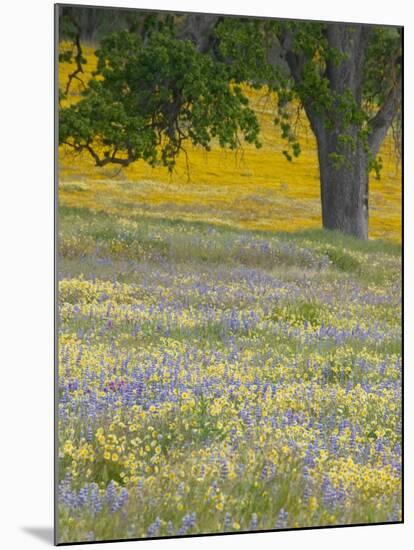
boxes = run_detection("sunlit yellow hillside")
[58,44,402,242]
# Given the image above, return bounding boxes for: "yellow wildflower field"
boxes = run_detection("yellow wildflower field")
[58,44,401,242]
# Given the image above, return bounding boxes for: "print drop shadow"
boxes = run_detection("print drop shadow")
[21,526,54,544]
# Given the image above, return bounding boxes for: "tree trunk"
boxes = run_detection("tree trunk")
[315,127,369,240]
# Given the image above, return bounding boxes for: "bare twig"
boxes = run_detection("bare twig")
[63,17,87,96]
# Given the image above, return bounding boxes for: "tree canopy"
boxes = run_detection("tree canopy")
[59,27,261,171]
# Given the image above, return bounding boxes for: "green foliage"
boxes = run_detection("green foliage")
[217,19,401,175]
[214,18,281,85]
[59,30,261,170]
[363,28,402,106]
[59,13,401,180]
[322,246,360,272]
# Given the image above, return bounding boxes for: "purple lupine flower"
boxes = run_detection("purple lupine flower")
[302,466,313,502]
[224,512,232,530]
[111,487,128,512]
[176,512,197,536]
[86,426,93,442]
[77,485,89,507]
[105,480,117,510]
[322,475,337,509]
[304,442,316,468]
[147,516,161,537]
[387,503,401,522]
[220,460,229,480]
[275,508,288,529]
[336,481,346,506]
[260,463,269,480]
[90,485,102,515]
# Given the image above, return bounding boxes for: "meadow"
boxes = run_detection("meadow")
[57,45,402,543]
[58,44,402,243]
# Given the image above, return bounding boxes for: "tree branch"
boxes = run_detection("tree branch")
[179,14,221,53]
[279,30,304,86]
[368,73,402,158]
[280,32,325,138]
[62,15,87,96]
[64,33,86,95]
[326,24,372,103]
[63,140,135,167]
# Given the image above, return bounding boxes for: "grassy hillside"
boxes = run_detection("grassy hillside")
[58,207,401,542]
[58,44,402,242]
[57,42,402,544]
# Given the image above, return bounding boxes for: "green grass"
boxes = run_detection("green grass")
[57,205,402,543]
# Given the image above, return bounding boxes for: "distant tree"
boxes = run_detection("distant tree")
[59,8,402,239]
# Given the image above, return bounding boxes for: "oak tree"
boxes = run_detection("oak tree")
[59,9,402,239]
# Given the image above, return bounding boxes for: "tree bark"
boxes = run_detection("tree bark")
[315,126,369,239]
[282,24,401,240]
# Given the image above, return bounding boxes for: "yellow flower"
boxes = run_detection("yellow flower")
[63,441,73,454]
[309,496,318,512]
[112,453,119,462]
